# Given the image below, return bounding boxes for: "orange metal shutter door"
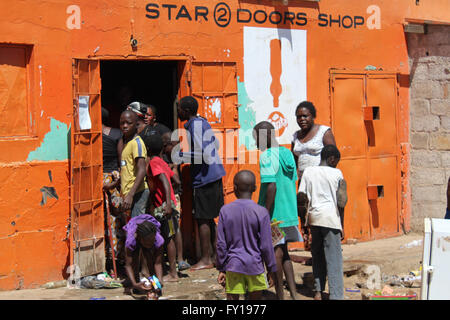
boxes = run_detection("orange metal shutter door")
[366,74,398,157]
[70,59,105,277]
[331,74,367,158]
[368,157,399,237]
[366,73,400,237]
[331,74,371,240]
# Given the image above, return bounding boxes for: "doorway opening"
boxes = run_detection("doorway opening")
[100,60,181,130]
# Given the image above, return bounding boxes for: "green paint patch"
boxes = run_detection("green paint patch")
[237,76,257,150]
[27,118,70,161]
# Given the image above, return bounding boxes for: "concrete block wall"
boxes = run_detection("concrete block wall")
[407,25,450,231]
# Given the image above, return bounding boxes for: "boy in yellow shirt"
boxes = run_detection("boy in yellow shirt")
[119,110,149,218]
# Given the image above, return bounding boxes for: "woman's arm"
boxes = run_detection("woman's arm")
[291,142,299,171]
[323,129,336,146]
[143,246,164,285]
[124,248,148,291]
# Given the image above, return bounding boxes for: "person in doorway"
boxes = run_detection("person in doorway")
[127,101,148,135]
[298,144,348,300]
[253,121,300,300]
[119,110,149,218]
[446,177,450,219]
[102,107,124,213]
[141,104,171,138]
[177,96,226,271]
[144,134,180,282]
[102,107,125,271]
[216,170,276,300]
[291,101,337,251]
[122,214,164,294]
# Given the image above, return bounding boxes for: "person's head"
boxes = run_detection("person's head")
[127,102,147,131]
[320,144,341,168]
[136,221,157,249]
[177,96,198,121]
[143,133,164,157]
[161,132,175,157]
[101,107,109,125]
[119,110,138,139]
[295,101,317,132]
[233,170,256,199]
[145,105,157,126]
[253,121,277,151]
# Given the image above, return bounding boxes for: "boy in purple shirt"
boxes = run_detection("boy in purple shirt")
[216,170,276,300]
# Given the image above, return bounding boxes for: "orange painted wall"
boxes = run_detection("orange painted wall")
[0,0,449,289]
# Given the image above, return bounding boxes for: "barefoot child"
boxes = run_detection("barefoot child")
[122,214,164,295]
[177,96,226,271]
[253,121,301,300]
[298,144,348,300]
[144,134,180,282]
[216,170,276,300]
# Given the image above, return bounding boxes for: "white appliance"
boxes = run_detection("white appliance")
[421,218,450,300]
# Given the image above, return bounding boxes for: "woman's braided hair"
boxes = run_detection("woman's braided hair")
[136,221,157,239]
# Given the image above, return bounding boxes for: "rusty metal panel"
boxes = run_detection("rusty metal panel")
[190,62,239,202]
[0,45,29,137]
[368,156,399,237]
[70,59,105,277]
[366,74,398,157]
[331,75,366,159]
[191,62,238,129]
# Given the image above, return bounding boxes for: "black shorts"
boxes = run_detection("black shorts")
[193,179,224,220]
[158,210,180,240]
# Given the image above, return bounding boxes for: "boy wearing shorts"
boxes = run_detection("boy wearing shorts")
[216,170,276,300]
[177,96,226,270]
[254,121,301,300]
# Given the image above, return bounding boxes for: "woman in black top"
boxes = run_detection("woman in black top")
[140,104,171,138]
[102,107,126,269]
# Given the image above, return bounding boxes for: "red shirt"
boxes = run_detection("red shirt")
[147,156,177,208]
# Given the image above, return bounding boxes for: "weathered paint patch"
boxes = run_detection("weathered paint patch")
[40,186,58,206]
[27,118,70,161]
[204,96,221,124]
[237,76,256,150]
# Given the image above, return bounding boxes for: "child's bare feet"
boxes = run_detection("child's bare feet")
[314,291,322,300]
[163,274,179,282]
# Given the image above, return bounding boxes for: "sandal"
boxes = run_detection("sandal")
[177,260,191,271]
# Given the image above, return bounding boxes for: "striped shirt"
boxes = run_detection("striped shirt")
[120,135,148,196]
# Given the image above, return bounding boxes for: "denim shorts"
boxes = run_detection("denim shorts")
[131,188,150,218]
[275,225,303,246]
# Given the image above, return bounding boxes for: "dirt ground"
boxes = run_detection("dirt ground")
[0,232,424,300]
